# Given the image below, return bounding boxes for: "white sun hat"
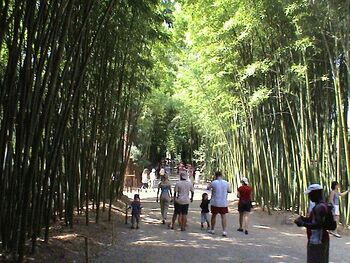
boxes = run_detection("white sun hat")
[304,184,323,194]
[241,177,248,185]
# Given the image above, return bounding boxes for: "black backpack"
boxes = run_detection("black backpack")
[316,202,337,230]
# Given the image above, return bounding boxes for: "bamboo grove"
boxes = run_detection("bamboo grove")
[164,0,350,222]
[1,0,350,261]
[0,0,169,261]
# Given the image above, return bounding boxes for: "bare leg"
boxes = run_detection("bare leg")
[211,213,217,230]
[221,213,227,232]
[171,213,177,229]
[178,215,182,226]
[181,214,187,230]
[334,215,340,235]
[239,212,243,229]
[243,212,249,231]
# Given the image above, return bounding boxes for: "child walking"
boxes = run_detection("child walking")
[130,194,142,229]
[200,193,210,230]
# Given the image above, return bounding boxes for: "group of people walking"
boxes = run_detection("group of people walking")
[140,162,200,191]
[155,170,252,236]
[129,168,349,263]
[131,169,253,236]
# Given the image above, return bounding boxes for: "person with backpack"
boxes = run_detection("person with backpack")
[328,181,350,237]
[294,184,335,263]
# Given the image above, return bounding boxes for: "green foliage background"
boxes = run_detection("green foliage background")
[139,0,350,221]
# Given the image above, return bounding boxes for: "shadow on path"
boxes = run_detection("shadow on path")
[93,191,350,263]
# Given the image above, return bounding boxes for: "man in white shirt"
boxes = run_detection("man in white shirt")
[170,172,194,231]
[207,171,232,236]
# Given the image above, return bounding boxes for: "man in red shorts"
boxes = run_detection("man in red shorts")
[207,171,232,236]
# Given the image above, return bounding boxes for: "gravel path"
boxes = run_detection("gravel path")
[93,188,350,263]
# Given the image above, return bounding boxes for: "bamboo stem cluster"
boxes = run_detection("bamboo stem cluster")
[169,0,350,220]
[0,1,164,261]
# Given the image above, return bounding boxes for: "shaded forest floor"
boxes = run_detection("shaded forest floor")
[1,205,127,263]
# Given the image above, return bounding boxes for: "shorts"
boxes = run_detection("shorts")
[211,206,228,215]
[201,212,210,223]
[238,200,251,212]
[174,202,189,215]
[333,205,340,216]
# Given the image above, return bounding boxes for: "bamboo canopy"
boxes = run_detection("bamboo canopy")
[1,0,350,262]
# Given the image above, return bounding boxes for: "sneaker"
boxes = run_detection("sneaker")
[208,229,215,234]
[136,226,139,229]
[237,228,243,232]
[222,231,227,237]
[162,220,165,224]
[334,233,341,238]
[131,226,135,229]
[245,230,248,235]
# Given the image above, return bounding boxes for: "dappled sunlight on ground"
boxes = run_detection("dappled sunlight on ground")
[141,215,160,224]
[279,231,304,237]
[252,224,272,230]
[269,253,301,262]
[217,257,232,261]
[52,233,79,241]
[92,186,350,263]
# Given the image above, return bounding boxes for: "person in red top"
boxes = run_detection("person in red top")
[294,184,329,263]
[237,177,252,234]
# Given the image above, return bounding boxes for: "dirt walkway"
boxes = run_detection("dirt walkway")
[93,189,350,263]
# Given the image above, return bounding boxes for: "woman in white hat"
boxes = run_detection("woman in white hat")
[237,177,252,235]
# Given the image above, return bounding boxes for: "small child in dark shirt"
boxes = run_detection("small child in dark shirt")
[200,193,210,230]
[130,194,142,229]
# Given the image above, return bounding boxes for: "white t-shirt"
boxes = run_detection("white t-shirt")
[142,172,148,184]
[175,180,194,205]
[208,178,231,207]
[150,171,156,181]
[195,171,200,183]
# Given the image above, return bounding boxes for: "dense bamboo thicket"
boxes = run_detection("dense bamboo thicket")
[1,0,350,261]
[0,0,167,261]
[155,0,350,221]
